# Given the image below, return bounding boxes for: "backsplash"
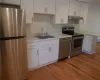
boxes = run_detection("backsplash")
[26,14,80,38]
[26,14,63,38]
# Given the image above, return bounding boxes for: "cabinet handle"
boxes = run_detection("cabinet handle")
[49,47,52,52]
[32,16,34,22]
[61,19,64,23]
[37,49,39,55]
[74,11,76,16]
[45,8,48,13]
[83,19,84,24]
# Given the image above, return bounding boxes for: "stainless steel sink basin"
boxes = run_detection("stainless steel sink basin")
[35,35,55,39]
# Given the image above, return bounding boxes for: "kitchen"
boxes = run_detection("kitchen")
[0,0,100,80]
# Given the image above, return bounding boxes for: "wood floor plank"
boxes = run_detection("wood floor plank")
[66,59,100,80]
[79,54,100,67]
[73,56,100,72]
[48,64,74,80]
[28,43,100,80]
[77,55,100,71]
[56,61,95,80]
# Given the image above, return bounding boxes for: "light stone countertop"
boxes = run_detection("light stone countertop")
[75,30,100,37]
[27,33,72,43]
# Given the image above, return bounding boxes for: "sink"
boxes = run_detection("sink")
[35,35,55,39]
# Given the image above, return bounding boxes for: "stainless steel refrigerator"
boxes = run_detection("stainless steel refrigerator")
[0,7,28,80]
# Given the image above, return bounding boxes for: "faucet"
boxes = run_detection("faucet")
[40,27,48,36]
[41,27,43,35]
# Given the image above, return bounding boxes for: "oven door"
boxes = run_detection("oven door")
[72,36,84,51]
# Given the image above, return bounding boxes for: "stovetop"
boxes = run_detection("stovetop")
[62,26,84,37]
[62,32,84,37]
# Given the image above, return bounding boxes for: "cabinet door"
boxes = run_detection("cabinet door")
[28,48,39,69]
[45,0,55,14]
[3,0,20,5]
[69,0,81,16]
[38,47,49,66]
[80,2,89,24]
[34,0,46,14]
[55,0,69,24]
[34,0,55,14]
[48,40,59,62]
[21,0,34,23]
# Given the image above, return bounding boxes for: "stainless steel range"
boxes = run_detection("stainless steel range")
[62,26,84,57]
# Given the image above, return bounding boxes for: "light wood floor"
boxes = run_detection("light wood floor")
[28,43,100,80]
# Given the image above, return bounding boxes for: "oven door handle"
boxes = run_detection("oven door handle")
[73,37,84,40]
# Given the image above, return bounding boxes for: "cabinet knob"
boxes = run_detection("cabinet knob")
[45,8,48,13]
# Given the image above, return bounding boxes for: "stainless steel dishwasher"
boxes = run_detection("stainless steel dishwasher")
[59,37,72,60]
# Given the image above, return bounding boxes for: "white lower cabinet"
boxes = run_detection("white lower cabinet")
[38,47,49,66]
[28,48,39,70]
[39,39,59,66]
[28,39,59,70]
[48,40,59,62]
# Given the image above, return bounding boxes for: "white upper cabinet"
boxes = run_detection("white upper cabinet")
[33,0,55,14]
[45,0,55,14]
[80,2,89,24]
[69,0,81,16]
[1,0,20,5]
[21,0,34,23]
[55,0,70,24]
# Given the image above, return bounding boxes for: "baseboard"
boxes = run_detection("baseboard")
[82,50,95,54]
[28,60,58,71]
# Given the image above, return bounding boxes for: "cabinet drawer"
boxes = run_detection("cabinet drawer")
[48,39,59,46]
[27,42,38,49]
[38,41,49,49]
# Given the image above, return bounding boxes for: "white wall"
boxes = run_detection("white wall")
[80,3,100,36]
